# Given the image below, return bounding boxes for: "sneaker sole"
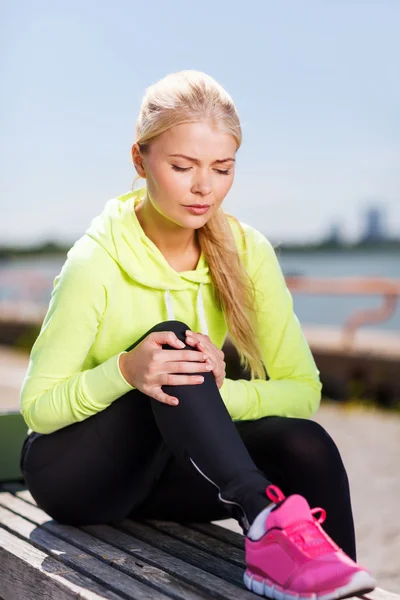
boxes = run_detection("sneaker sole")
[244,568,376,600]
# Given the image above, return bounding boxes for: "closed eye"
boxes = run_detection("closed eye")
[172,165,191,172]
[172,165,231,175]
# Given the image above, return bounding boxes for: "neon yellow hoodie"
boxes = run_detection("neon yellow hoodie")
[20,188,321,435]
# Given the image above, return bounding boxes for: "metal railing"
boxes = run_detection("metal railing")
[286,276,400,348]
[1,271,400,348]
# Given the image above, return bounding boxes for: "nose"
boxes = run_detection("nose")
[191,170,212,196]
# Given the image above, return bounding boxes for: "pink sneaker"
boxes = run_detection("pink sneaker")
[244,485,376,599]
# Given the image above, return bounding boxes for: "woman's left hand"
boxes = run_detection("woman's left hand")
[185,330,226,389]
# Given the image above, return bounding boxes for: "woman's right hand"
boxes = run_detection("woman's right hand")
[118,331,213,406]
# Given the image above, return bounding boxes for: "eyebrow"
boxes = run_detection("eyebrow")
[168,154,236,164]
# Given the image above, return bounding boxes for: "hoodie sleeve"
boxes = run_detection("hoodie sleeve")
[20,249,134,434]
[219,230,321,421]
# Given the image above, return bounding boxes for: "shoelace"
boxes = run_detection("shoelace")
[266,485,339,559]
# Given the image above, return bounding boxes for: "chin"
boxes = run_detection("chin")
[169,208,212,228]
[183,215,212,229]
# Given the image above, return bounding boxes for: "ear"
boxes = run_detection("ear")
[131,143,146,178]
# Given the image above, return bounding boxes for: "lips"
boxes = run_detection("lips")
[183,205,211,215]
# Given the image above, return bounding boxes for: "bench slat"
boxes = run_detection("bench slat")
[2,485,399,600]
[5,487,255,600]
[84,523,255,600]
[188,522,244,549]
[0,502,169,600]
[146,520,245,566]
[0,527,125,600]
[0,492,210,600]
[117,519,244,586]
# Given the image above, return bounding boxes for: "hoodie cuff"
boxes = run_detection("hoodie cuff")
[219,378,245,420]
[82,351,135,407]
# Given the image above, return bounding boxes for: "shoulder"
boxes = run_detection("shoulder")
[56,235,117,289]
[226,213,277,271]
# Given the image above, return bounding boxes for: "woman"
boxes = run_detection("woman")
[19,70,375,599]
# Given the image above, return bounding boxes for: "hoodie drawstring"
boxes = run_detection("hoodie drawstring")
[196,283,209,336]
[164,285,209,336]
[164,289,174,321]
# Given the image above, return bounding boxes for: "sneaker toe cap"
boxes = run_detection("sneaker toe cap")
[288,554,367,594]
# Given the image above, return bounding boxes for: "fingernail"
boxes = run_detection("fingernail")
[178,340,185,348]
[196,376,204,383]
[206,364,213,370]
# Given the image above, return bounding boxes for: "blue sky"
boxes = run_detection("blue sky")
[1,0,399,245]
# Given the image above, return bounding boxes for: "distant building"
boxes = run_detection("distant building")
[326,222,343,244]
[321,221,343,246]
[360,205,388,243]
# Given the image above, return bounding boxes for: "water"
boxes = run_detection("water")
[1,250,399,330]
[277,249,400,331]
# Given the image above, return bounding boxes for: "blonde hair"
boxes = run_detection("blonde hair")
[134,70,265,380]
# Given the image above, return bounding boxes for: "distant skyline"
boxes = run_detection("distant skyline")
[323,200,396,246]
[1,0,400,246]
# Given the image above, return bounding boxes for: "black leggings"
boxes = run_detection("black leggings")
[20,320,356,560]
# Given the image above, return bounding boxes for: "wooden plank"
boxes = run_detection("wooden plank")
[0,526,125,600]
[117,519,244,586]
[146,520,244,567]
[187,522,244,550]
[0,502,169,600]
[6,489,254,599]
[1,482,27,494]
[0,493,211,600]
[4,488,246,553]
[3,485,243,583]
[84,523,255,600]
[6,487,400,600]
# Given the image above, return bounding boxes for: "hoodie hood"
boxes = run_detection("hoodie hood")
[85,188,212,333]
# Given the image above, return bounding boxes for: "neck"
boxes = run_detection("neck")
[135,196,199,257]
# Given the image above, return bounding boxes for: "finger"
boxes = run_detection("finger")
[150,331,186,349]
[186,333,215,355]
[185,336,200,348]
[185,334,210,353]
[162,374,205,386]
[192,340,219,364]
[166,361,214,374]
[182,336,220,371]
[186,330,209,342]
[162,349,207,363]
[153,389,179,406]
[185,331,203,343]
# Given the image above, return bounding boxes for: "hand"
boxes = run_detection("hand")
[185,331,226,389]
[119,331,212,406]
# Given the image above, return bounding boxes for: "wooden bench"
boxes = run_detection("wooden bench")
[1,483,398,600]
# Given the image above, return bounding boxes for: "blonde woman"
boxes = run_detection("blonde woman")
[20,71,375,599]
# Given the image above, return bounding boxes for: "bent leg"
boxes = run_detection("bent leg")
[236,416,357,560]
[20,390,171,525]
[138,414,357,558]
[21,320,271,527]
[146,321,272,528]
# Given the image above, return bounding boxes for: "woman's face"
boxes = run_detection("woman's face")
[132,121,237,230]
